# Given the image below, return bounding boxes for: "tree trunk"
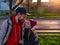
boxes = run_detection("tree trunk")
[26,0,30,12]
[9,0,13,16]
[36,0,41,18]
[27,0,29,12]
[37,0,41,7]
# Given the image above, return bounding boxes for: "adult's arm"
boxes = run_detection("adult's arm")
[0,20,8,45]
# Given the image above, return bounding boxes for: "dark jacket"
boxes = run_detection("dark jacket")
[24,28,39,45]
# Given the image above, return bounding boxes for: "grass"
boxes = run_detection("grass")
[26,12,36,19]
[0,9,60,19]
[43,16,60,18]
[38,34,60,45]
[0,13,9,16]
[28,7,60,19]
[37,7,60,19]
[41,13,60,18]
[26,15,35,19]
[0,7,60,19]
[26,13,60,19]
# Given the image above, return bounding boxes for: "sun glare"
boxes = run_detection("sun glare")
[32,0,37,2]
[32,0,49,2]
[41,0,49,2]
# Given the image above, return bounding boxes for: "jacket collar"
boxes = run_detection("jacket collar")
[8,17,12,25]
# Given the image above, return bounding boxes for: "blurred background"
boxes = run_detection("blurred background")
[0,0,60,45]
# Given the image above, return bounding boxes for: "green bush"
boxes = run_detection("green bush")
[26,11,36,19]
[39,13,60,18]
[37,7,45,15]
[0,13,9,16]
[26,15,35,19]
[38,34,60,45]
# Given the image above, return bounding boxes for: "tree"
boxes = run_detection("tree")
[26,0,30,12]
[37,0,41,7]
[36,0,41,18]
[3,0,24,16]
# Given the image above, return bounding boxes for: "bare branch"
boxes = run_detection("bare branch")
[12,0,23,10]
[9,0,12,10]
[9,0,13,15]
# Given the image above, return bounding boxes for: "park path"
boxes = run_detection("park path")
[0,19,60,33]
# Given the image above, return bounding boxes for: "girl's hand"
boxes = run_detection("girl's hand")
[19,40,23,44]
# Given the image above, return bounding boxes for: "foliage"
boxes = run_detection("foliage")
[0,13,9,16]
[37,7,45,15]
[38,34,60,45]
[26,10,36,19]
[42,13,60,18]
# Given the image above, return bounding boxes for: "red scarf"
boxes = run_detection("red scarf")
[6,16,23,45]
